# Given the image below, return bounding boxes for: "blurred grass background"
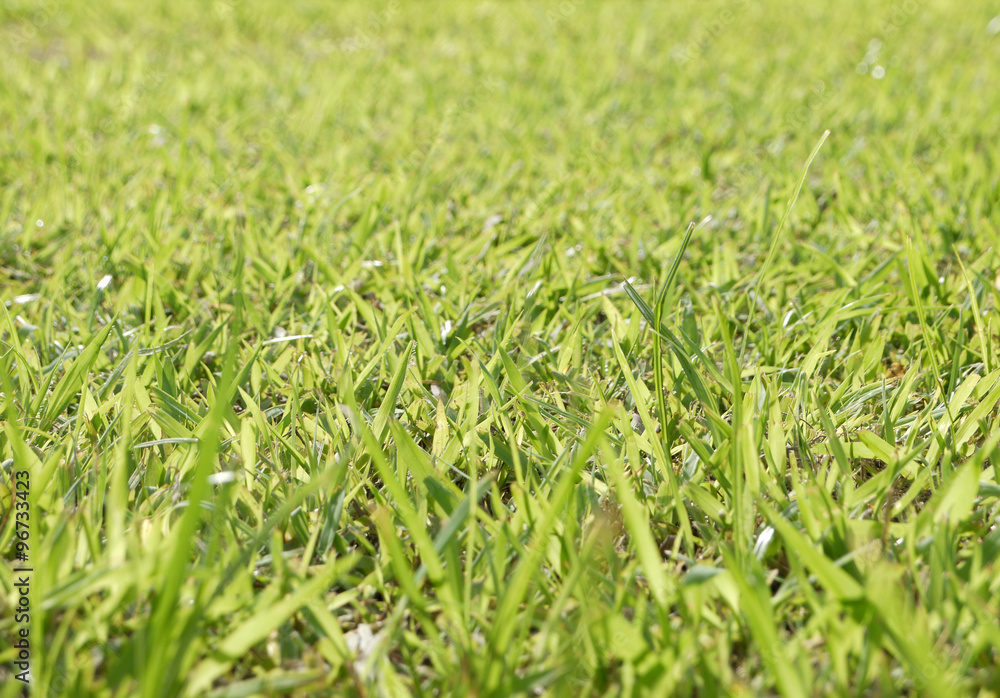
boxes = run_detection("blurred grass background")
[2,0,1000,696]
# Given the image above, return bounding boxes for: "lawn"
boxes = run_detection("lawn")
[2,0,1000,695]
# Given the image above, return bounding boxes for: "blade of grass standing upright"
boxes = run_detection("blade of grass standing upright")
[653,216,712,458]
[652,218,706,448]
[630,217,709,558]
[738,130,830,368]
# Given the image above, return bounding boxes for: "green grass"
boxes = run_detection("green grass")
[2,0,1000,695]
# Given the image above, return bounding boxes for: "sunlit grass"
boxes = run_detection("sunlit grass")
[2,0,1000,695]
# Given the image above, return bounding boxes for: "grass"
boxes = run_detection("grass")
[2,0,1000,695]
